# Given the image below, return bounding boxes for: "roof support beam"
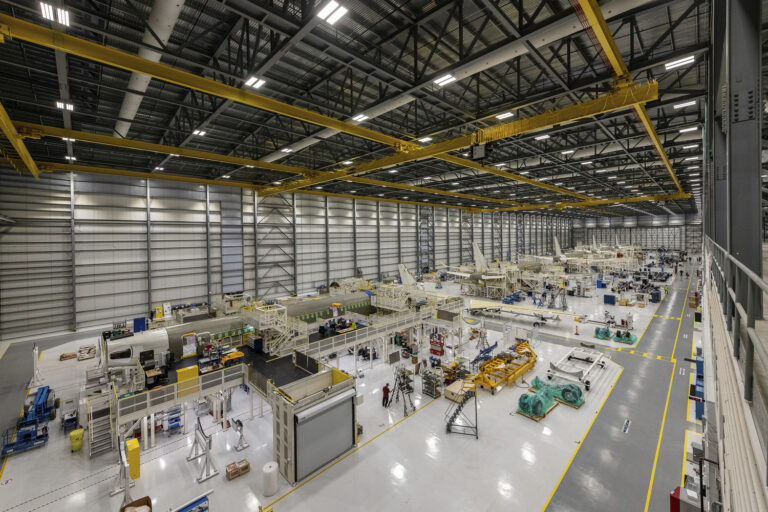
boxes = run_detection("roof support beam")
[262,81,658,196]
[0,14,409,148]
[483,192,691,212]
[38,161,468,211]
[574,0,684,194]
[0,100,38,178]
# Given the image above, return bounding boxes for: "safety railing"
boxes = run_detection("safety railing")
[115,363,247,425]
[705,236,768,501]
[295,307,436,359]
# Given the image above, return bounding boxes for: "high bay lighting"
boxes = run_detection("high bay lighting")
[665,55,695,70]
[244,76,266,89]
[40,3,69,26]
[317,1,348,25]
[433,74,456,87]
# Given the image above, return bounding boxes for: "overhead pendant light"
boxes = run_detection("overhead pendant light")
[561,150,574,155]
[673,100,696,109]
[418,137,432,143]
[352,113,369,122]
[679,126,698,133]
[244,76,266,89]
[317,1,348,25]
[433,74,457,87]
[496,112,514,120]
[193,129,206,136]
[342,160,353,165]
[56,101,74,111]
[683,144,698,149]
[665,55,695,70]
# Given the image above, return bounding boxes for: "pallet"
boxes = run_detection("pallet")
[516,401,558,422]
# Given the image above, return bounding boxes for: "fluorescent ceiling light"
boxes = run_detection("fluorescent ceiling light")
[244,76,266,89]
[534,134,550,141]
[452,182,459,185]
[378,194,384,197]
[607,175,617,179]
[64,155,76,161]
[342,160,353,165]
[496,112,514,120]
[61,137,75,142]
[154,166,164,171]
[684,156,699,161]
[402,196,408,199]
[581,161,592,165]
[679,126,698,133]
[418,137,432,143]
[519,171,529,175]
[687,166,700,170]
[423,177,431,180]
[555,182,564,185]
[441,201,447,204]
[281,148,293,153]
[245,165,254,168]
[352,114,369,122]
[689,179,701,183]
[221,175,231,179]
[170,153,179,157]
[388,169,398,173]
[665,56,695,70]
[683,144,698,149]
[56,101,74,111]
[561,150,574,155]
[349,190,356,193]
[434,74,457,86]
[673,100,697,109]
[57,7,69,25]
[595,169,609,173]
[193,129,206,136]
[616,181,626,184]
[40,2,54,21]
[494,163,505,167]
[315,186,323,190]
[317,2,347,25]
[273,181,282,185]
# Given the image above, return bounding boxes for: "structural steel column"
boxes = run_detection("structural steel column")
[69,173,77,330]
[205,185,212,305]
[446,208,450,267]
[325,196,330,285]
[254,191,259,296]
[397,203,402,265]
[725,0,762,312]
[459,210,464,264]
[352,198,358,277]
[145,179,152,316]
[291,194,297,293]
[376,202,381,280]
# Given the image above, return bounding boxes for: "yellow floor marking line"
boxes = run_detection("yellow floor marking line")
[265,396,440,510]
[629,350,635,354]
[541,364,624,511]
[643,274,691,511]
[657,355,662,360]
[0,343,10,362]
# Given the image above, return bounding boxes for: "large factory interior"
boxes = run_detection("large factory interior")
[0,1,764,511]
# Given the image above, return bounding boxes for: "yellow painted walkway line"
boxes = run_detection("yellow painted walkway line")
[643,274,691,511]
[541,364,624,511]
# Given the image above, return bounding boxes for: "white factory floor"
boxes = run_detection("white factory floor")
[0,333,622,512]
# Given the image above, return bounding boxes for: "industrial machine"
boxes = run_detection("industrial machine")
[2,386,59,456]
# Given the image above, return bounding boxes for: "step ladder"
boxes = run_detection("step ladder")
[444,388,478,438]
[87,391,115,457]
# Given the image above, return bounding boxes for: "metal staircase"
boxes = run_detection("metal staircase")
[87,390,115,457]
[444,386,478,438]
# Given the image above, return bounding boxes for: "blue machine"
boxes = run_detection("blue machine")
[502,292,521,304]
[471,341,498,368]
[603,294,615,305]
[650,289,661,303]
[1,386,58,456]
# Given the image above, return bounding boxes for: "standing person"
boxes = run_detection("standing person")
[382,383,390,407]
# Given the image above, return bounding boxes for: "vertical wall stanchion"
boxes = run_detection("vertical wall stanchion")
[70,173,78,330]
[325,196,330,286]
[205,185,212,305]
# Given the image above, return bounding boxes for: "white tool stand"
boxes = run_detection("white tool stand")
[30,344,44,387]
[233,419,249,452]
[110,440,135,507]
[187,417,219,483]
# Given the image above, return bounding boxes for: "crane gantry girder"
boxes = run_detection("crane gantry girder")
[574,0,684,194]
[0,100,38,178]
[261,81,659,197]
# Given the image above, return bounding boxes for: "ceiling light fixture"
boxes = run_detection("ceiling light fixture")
[64,155,76,161]
[244,76,266,89]
[418,137,432,143]
[317,1,348,25]
[616,181,626,184]
[281,148,293,153]
[561,150,574,155]
[433,74,457,87]
[534,134,550,141]
[273,181,282,185]
[607,175,617,179]
[389,169,398,173]
[679,126,698,133]
[673,100,697,109]
[687,166,700,170]
[342,160,353,165]
[665,55,695,70]
[56,101,74,111]
[683,144,698,149]
[581,161,592,165]
[154,166,164,171]
[684,156,699,161]
[315,186,323,190]
[352,113,369,122]
[221,175,231,179]
[595,169,609,173]
[61,137,75,142]
[496,112,514,120]
[193,129,206,136]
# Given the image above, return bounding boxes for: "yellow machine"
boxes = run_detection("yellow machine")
[222,350,244,367]
[126,438,140,480]
[471,341,536,394]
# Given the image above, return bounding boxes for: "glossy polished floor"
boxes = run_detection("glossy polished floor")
[0,265,699,512]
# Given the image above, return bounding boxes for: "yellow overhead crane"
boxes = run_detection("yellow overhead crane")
[0,11,685,212]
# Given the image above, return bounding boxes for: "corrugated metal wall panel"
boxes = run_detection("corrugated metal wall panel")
[0,170,73,339]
